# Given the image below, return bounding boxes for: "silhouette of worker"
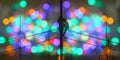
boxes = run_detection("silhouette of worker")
[57,17,69,36]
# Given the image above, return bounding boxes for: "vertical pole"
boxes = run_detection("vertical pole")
[60,0,63,17]
[60,0,63,60]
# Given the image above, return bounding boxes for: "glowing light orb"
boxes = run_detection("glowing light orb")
[107,17,114,25]
[6,26,13,33]
[43,3,50,10]
[3,18,9,25]
[50,38,60,47]
[8,37,15,44]
[88,0,96,6]
[5,45,15,56]
[9,16,14,23]
[76,48,83,55]
[101,39,107,46]
[117,26,120,33]
[82,15,89,23]
[111,37,119,46]
[31,45,43,53]
[0,36,6,44]
[79,7,86,14]
[80,33,89,42]
[63,1,70,8]
[19,0,27,8]
[101,15,107,22]
[46,45,54,52]
[57,48,66,55]
[26,32,33,40]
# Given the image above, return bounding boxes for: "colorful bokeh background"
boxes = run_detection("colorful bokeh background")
[0,0,120,60]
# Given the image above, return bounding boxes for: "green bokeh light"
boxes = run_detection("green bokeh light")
[117,26,120,33]
[31,45,43,54]
[71,18,79,26]
[34,26,42,33]
[71,47,83,55]
[43,27,49,32]
[6,26,13,33]
[35,19,42,26]
[92,14,102,27]
[51,26,57,32]
[14,16,21,27]
[8,38,15,44]
[57,48,66,55]
[26,17,32,24]
[67,20,72,27]
[103,26,110,34]
[41,21,48,27]
[71,47,77,55]
[19,1,27,8]
[31,46,38,53]
[88,0,96,6]
[12,3,19,10]
[46,45,54,52]
[76,48,83,55]
[37,45,43,53]
[111,37,119,46]
[101,39,107,46]
[0,36,6,44]
[96,0,104,8]
[82,15,89,23]
[71,26,81,32]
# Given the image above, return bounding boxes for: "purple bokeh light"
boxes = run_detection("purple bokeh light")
[53,38,60,47]
[42,3,50,10]
[63,1,70,8]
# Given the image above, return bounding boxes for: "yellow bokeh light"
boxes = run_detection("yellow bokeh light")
[9,16,14,23]
[107,17,114,25]
[26,32,34,40]
[3,18,9,25]
[101,15,107,22]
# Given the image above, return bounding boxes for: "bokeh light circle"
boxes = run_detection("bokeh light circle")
[0,36,6,44]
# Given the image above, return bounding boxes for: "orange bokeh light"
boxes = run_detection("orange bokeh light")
[9,16,14,23]
[63,41,69,47]
[101,15,107,22]
[3,18,9,25]
[79,23,86,31]
[58,56,64,60]
[5,45,15,56]
[79,7,86,14]
[28,23,34,31]
[29,8,35,15]
[107,17,114,25]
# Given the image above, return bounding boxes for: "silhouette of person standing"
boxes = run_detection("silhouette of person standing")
[57,17,69,36]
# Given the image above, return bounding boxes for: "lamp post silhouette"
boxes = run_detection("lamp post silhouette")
[57,0,69,60]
